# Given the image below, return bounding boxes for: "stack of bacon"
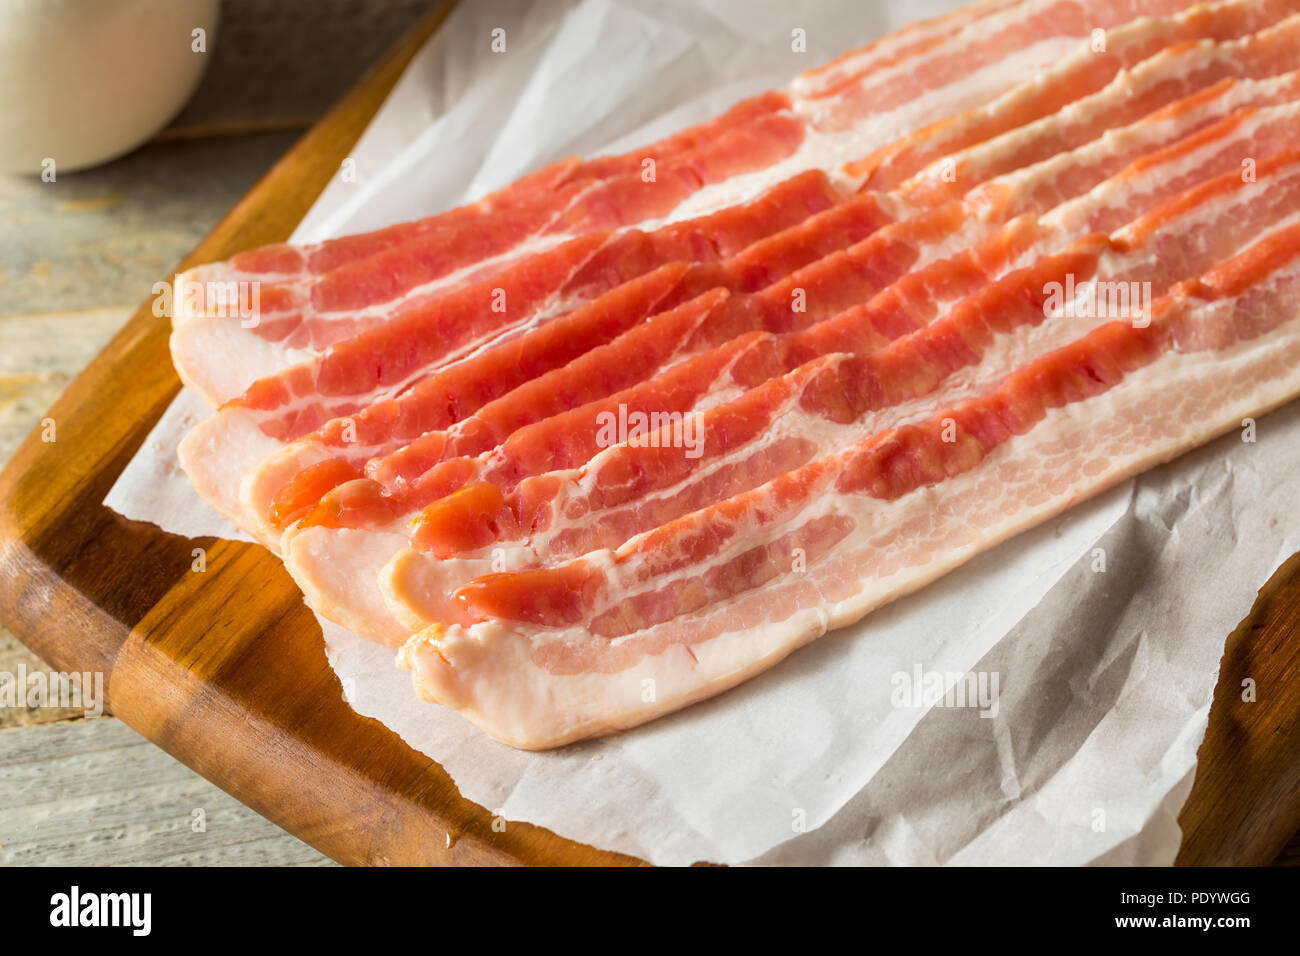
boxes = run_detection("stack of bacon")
[172,0,1300,749]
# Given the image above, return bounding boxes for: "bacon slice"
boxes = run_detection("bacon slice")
[377,151,1300,632]
[803,0,1215,132]
[187,90,799,283]
[225,158,582,278]
[397,221,1300,748]
[794,0,1025,101]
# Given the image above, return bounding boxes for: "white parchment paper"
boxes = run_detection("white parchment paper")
[105,0,1297,865]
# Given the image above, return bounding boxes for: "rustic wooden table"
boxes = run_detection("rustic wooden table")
[0,0,430,867]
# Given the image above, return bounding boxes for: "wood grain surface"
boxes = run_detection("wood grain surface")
[0,1,1295,867]
[0,719,332,866]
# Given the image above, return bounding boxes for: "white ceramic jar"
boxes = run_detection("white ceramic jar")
[0,0,221,175]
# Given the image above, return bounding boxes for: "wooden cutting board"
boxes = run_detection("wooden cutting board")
[0,2,1296,867]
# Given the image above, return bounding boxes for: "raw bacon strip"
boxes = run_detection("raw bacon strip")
[174,101,831,408]
[172,168,845,405]
[398,221,1300,748]
[222,173,891,439]
[280,92,1300,533]
[548,114,811,234]
[551,169,847,302]
[222,158,581,278]
[794,0,1024,100]
[191,0,1046,336]
[805,0,1202,131]
[208,90,798,280]
[959,70,1300,223]
[896,13,1300,207]
[655,0,1211,238]
[259,280,720,532]
[379,150,1300,629]
[173,231,605,413]
[251,108,803,296]
[844,0,1298,190]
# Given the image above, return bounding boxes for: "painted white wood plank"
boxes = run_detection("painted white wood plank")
[0,717,335,866]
